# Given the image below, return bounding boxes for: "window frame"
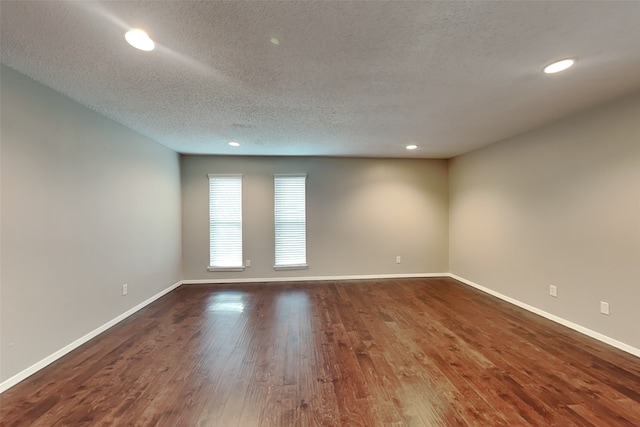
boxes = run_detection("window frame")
[207,174,245,272]
[273,173,308,270]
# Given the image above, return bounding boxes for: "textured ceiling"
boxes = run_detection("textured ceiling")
[1,1,639,158]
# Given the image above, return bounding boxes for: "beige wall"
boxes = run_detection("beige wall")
[0,66,183,382]
[449,92,640,349]
[181,156,449,280]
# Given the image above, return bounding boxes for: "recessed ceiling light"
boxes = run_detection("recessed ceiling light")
[406,144,418,150]
[125,29,155,51]
[270,37,280,46]
[228,141,240,147]
[543,58,575,74]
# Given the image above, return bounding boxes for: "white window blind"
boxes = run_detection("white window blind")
[274,174,307,268]
[208,174,243,269]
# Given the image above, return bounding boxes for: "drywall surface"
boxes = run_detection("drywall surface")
[0,66,182,382]
[450,92,640,349]
[182,156,449,280]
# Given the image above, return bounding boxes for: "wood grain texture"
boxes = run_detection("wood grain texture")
[1,278,638,426]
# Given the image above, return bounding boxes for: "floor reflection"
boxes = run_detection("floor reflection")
[206,292,246,313]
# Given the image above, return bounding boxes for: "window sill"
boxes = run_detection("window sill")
[207,266,245,272]
[273,264,308,271]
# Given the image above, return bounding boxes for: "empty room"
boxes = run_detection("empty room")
[1,1,639,426]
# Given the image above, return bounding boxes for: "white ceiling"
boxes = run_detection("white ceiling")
[1,1,639,158]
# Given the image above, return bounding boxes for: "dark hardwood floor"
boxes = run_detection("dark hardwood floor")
[1,278,639,426]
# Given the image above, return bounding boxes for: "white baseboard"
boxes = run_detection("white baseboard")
[448,273,640,358]
[0,280,182,394]
[181,272,449,285]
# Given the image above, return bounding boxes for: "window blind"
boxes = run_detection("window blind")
[208,174,243,268]
[274,174,307,267]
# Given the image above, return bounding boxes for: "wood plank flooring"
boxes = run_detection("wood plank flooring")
[1,277,639,426]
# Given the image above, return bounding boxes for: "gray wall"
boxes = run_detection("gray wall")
[449,92,640,349]
[181,156,449,280]
[0,66,183,382]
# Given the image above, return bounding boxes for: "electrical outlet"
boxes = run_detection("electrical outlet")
[246,259,251,267]
[396,256,401,264]
[600,301,610,315]
[122,283,128,296]
[549,285,557,297]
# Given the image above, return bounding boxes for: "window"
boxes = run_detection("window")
[274,174,307,269]
[208,174,243,270]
